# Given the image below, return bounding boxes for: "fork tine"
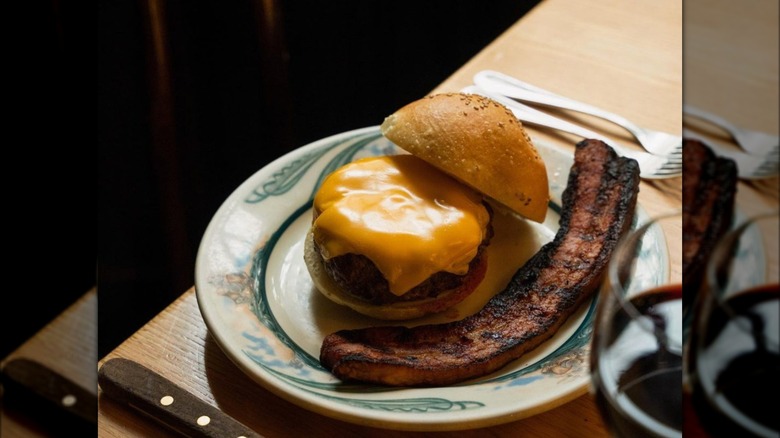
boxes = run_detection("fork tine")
[764,155,780,165]
[657,165,683,174]
[758,161,779,172]
[735,155,778,179]
[643,156,682,178]
[645,169,682,179]
[659,164,683,173]
[752,169,778,179]
[663,160,683,168]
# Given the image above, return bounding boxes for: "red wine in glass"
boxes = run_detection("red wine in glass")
[591,284,683,438]
[688,284,779,437]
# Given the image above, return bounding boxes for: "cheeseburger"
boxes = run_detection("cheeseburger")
[304,93,549,320]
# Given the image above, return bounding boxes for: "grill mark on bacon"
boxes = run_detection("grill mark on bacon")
[319,139,640,386]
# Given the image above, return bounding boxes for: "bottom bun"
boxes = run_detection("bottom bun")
[304,231,487,320]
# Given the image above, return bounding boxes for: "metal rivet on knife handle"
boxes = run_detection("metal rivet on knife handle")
[62,394,77,407]
[98,358,263,438]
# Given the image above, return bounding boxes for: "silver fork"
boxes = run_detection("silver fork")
[683,129,779,180]
[473,70,683,159]
[461,85,682,179]
[683,104,780,158]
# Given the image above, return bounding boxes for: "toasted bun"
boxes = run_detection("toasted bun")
[380,92,549,223]
[304,231,487,320]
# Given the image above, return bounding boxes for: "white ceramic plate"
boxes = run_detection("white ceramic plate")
[195,127,662,431]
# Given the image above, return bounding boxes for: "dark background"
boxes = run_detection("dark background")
[36,0,540,360]
[1,2,96,359]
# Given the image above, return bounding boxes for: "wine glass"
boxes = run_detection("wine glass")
[686,212,779,437]
[590,212,683,438]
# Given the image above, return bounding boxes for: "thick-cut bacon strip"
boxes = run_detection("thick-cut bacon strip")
[681,138,736,307]
[320,139,640,386]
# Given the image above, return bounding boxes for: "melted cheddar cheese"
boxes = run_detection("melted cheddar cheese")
[312,155,490,295]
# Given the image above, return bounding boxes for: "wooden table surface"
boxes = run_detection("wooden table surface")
[90,0,777,436]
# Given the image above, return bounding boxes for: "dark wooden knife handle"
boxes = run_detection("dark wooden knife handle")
[98,357,262,438]
[1,358,97,433]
